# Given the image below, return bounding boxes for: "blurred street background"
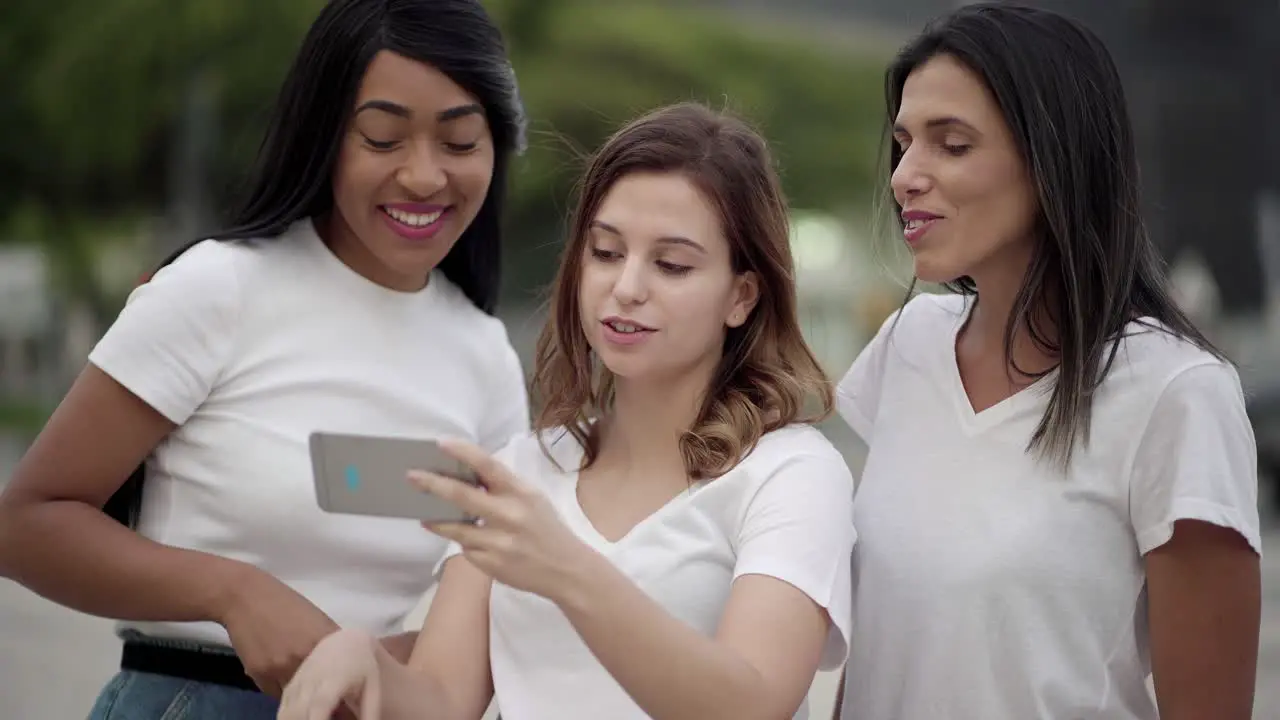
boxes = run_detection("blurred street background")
[3,0,1280,717]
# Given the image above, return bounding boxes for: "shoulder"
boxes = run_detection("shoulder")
[149,238,252,289]
[734,425,854,490]
[890,291,968,341]
[855,291,966,365]
[1104,321,1240,410]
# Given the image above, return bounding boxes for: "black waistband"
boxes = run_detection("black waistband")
[121,640,260,692]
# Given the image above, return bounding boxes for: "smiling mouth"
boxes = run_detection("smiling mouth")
[603,319,653,334]
[382,206,445,227]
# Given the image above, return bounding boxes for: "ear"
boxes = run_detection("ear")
[725,271,760,329]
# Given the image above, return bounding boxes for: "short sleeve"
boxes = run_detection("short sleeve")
[837,308,900,441]
[732,451,856,670]
[87,240,243,424]
[477,338,531,453]
[1129,361,1262,556]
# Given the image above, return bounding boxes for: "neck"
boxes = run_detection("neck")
[965,249,1058,380]
[597,360,718,476]
[318,211,427,292]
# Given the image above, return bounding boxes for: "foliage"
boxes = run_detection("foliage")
[0,0,889,304]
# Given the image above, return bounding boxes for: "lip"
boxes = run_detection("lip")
[600,316,656,347]
[380,203,451,241]
[901,209,944,246]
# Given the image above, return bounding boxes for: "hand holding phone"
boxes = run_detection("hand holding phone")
[309,431,478,523]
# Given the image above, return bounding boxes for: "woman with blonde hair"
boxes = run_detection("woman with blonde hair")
[278,101,856,720]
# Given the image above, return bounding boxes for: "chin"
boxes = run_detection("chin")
[912,255,966,286]
[596,353,649,381]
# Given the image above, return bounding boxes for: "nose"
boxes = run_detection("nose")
[396,142,448,199]
[890,144,932,206]
[611,255,649,306]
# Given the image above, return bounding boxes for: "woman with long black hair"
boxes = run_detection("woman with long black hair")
[835,4,1262,719]
[0,1,528,718]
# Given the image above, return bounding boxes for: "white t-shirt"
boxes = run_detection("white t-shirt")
[437,424,856,720]
[836,293,1261,720]
[88,218,530,647]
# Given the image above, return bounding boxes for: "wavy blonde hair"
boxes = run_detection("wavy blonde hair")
[532,102,833,480]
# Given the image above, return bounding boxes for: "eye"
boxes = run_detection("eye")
[942,143,971,156]
[589,247,621,261]
[360,134,398,152]
[656,260,692,276]
[444,141,478,154]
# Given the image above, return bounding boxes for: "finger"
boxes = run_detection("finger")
[422,517,493,546]
[409,470,496,517]
[278,678,304,720]
[306,681,347,720]
[436,438,523,493]
[362,666,382,720]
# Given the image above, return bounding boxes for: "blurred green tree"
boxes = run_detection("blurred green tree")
[1,0,887,314]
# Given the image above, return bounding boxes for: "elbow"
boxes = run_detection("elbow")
[0,497,26,579]
[706,679,804,720]
[0,489,56,580]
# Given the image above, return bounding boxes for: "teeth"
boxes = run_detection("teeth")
[385,207,443,227]
[610,322,642,333]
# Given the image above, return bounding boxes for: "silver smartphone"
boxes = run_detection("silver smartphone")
[309,431,479,522]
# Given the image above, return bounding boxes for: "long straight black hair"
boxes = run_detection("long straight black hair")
[173,0,527,315]
[885,3,1222,466]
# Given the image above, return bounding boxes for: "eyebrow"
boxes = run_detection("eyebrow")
[354,100,485,123]
[590,220,706,253]
[892,116,979,135]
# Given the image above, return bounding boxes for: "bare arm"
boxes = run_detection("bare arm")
[0,365,251,622]
[393,555,495,720]
[1146,519,1260,720]
[554,553,831,720]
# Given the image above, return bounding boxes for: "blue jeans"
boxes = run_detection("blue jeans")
[87,671,279,720]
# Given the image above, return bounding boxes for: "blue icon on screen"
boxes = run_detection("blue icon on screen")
[344,465,361,491]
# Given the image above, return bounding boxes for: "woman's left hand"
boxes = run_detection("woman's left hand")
[412,438,595,602]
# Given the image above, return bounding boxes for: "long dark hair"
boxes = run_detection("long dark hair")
[886,3,1222,466]
[194,0,526,314]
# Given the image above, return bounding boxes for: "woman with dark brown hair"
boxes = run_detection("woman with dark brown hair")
[276,101,856,720]
[835,4,1260,719]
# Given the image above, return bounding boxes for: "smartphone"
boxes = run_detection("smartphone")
[309,431,479,522]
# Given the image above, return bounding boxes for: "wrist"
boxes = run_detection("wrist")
[549,543,609,614]
[204,557,263,625]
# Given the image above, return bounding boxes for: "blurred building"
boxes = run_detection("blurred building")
[0,246,57,400]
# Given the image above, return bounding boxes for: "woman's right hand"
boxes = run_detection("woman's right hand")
[277,628,384,720]
[216,566,342,697]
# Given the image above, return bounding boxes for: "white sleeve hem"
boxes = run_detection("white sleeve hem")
[731,566,852,671]
[432,542,466,580]
[836,388,873,443]
[1135,497,1263,557]
[87,355,189,424]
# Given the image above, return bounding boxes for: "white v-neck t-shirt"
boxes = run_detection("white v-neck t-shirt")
[835,292,1261,720]
[438,424,856,720]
